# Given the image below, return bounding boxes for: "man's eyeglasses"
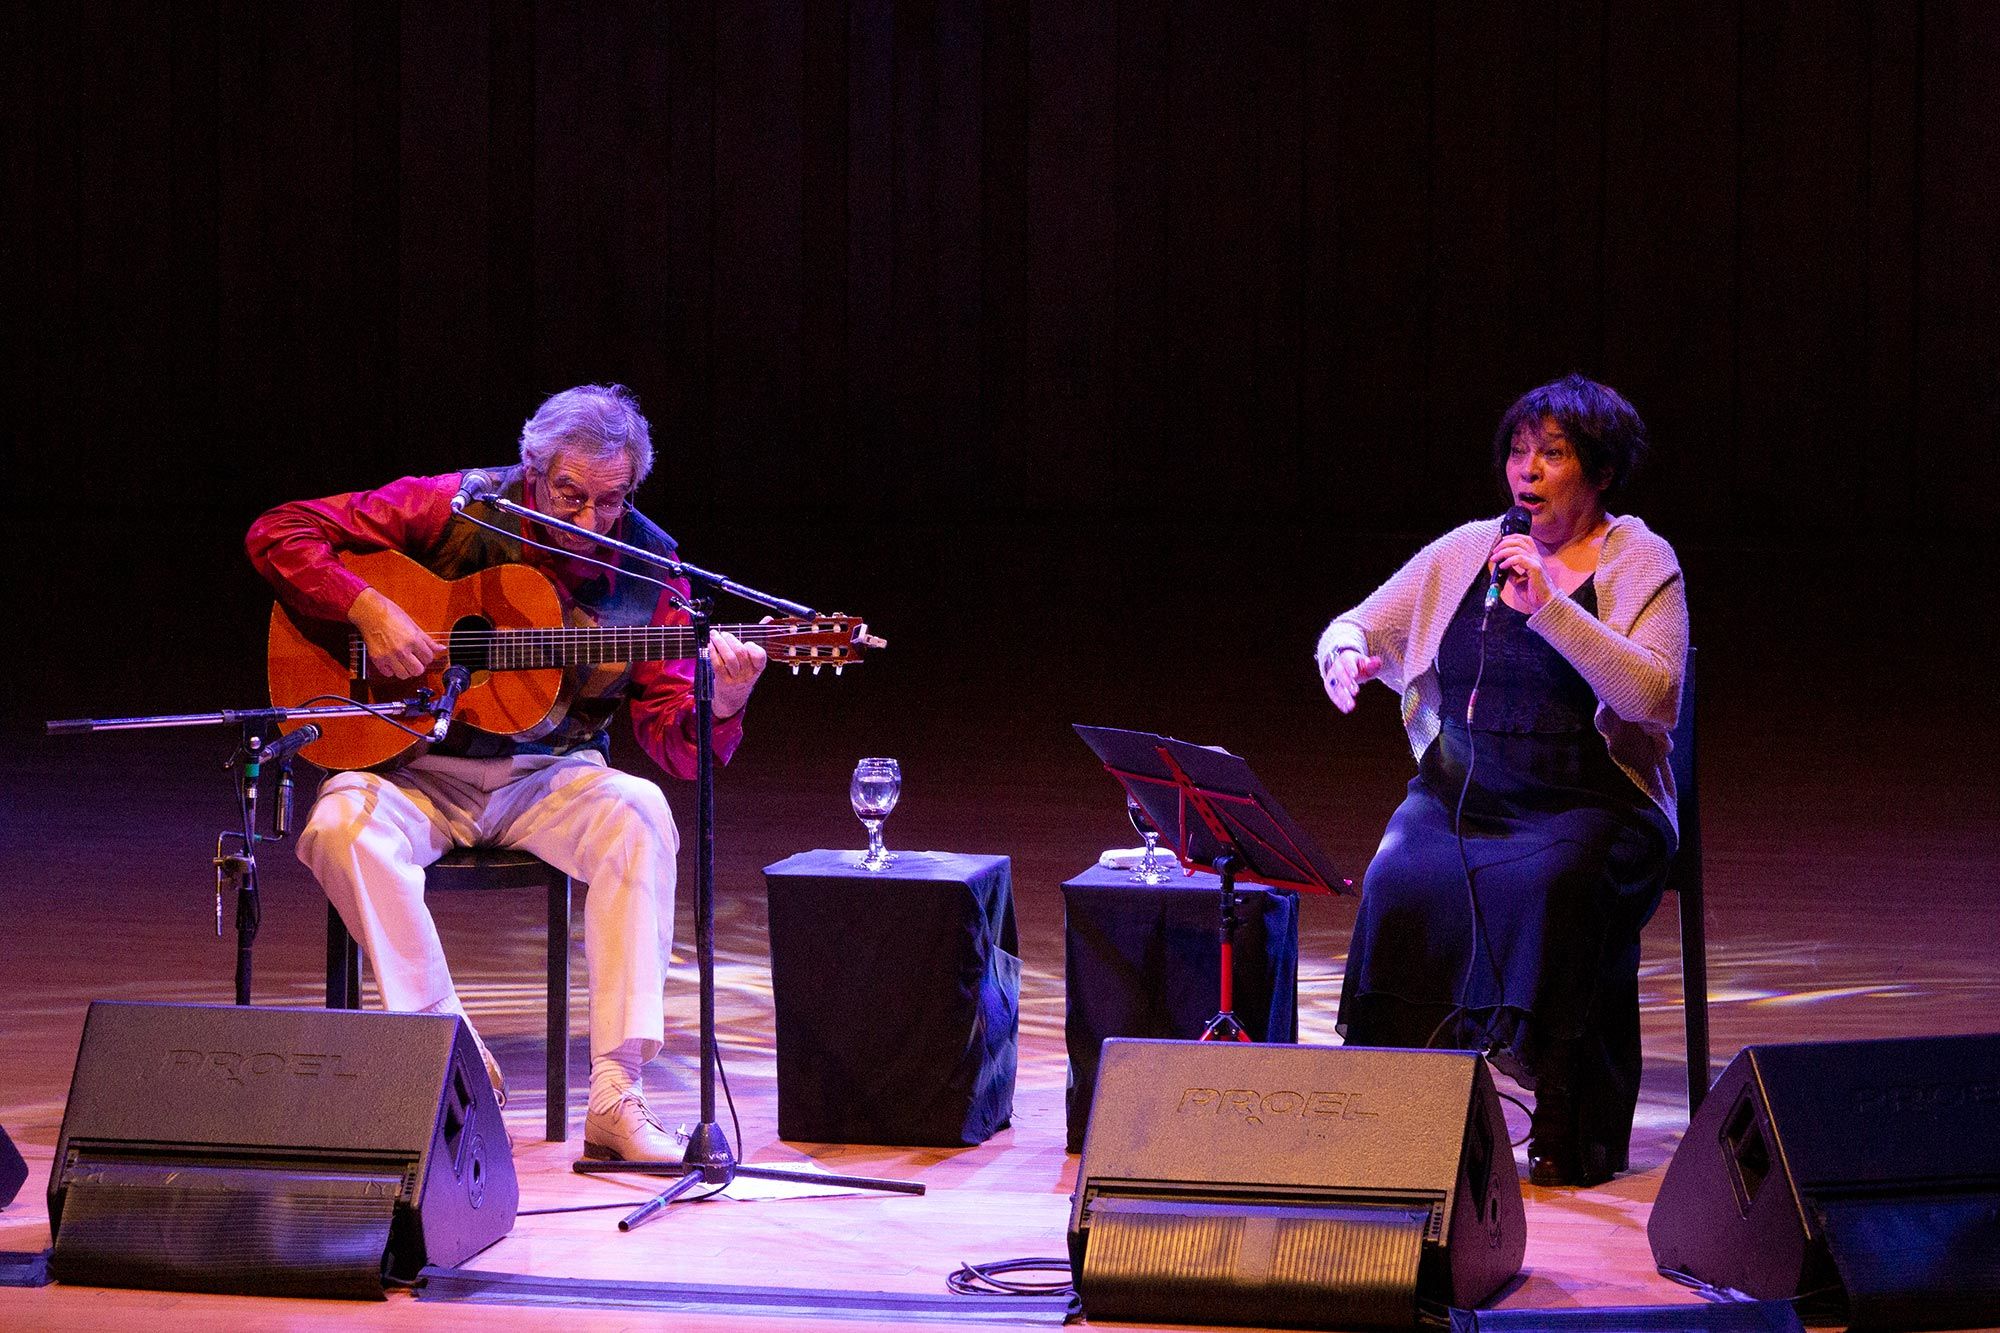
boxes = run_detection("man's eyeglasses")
[541,479,632,519]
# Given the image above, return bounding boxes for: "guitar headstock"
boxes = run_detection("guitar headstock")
[763,615,886,676]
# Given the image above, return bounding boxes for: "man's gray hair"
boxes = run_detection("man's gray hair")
[519,383,655,484]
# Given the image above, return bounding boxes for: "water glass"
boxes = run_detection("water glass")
[850,758,902,870]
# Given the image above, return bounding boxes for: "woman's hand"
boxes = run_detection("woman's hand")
[1491,534,1555,615]
[1320,646,1384,713]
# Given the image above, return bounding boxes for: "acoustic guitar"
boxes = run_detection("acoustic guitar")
[267,548,884,771]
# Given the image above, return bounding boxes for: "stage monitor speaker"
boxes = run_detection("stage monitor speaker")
[1069,1039,1525,1330]
[48,1001,517,1299]
[1648,1033,2000,1331]
[1,1124,26,1208]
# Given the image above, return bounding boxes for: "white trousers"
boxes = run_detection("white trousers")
[297,751,679,1060]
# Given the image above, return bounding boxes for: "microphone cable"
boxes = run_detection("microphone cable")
[945,1257,1078,1307]
[1424,511,1529,1053]
[1426,581,1513,1056]
[284,690,439,744]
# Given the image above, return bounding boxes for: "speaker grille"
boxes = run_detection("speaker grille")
[50,1161,399,1299]
[1815,1194,2000,1331]
[1082,1196,1426,1329]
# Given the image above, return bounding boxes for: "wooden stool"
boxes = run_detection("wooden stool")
[325,847,573,1142]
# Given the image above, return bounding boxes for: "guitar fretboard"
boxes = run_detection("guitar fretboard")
[348,623,813,674]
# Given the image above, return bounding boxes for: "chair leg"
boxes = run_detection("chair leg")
[547,876,572,1142]
[1679,881,1712,1115]
[326,902,361,1010]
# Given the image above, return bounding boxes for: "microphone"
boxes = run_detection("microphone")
[1485,505,1534,608]
[252,724,321,767]
[272,727,321,836]
[450,469,499,512]
[430,664,472,741]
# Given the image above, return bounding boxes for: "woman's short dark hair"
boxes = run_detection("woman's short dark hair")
[1491,374,1648,497]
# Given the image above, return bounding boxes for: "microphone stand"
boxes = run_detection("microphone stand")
[467,490,924,1226]
[48,698,443,1004]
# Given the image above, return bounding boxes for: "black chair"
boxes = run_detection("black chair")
[1665,647,1711,1114]
[326,847,573,1142]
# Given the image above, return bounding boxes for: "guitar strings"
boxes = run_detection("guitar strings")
[349,625,851,648]
[346,626,848,655]
[345,625,861,673]
[417,625,838,642]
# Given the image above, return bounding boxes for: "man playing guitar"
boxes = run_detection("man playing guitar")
[247,383,767,1162]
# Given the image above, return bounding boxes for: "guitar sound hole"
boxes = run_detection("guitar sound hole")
[448,614,495,675]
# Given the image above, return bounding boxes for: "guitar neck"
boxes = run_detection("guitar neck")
[380,623,781,672]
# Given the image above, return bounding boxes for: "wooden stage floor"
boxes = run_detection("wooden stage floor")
[4,548,1996,1330]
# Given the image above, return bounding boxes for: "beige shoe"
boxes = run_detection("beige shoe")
[470,1032,508,1108]
[582,1094,686,1162]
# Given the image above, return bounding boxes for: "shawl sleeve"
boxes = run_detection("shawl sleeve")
[1314,523,1490,696]
[1524,520,1687,729]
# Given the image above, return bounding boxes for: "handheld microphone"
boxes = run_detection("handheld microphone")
[252,724,321,767]
[430,665,472,741]
[1485,505,1535,608]
[450,469,499,512]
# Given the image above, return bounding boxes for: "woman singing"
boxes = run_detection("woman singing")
[1314,374,1687,1187]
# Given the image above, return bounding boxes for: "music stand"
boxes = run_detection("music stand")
[1075,725,1349,1041]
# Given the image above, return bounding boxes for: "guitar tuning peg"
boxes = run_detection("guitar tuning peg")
[812,664,822,675]
[833,665,844,676]
[790,664,801,676]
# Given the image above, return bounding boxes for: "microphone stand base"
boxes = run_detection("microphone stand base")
[1199,1011,1251,1042]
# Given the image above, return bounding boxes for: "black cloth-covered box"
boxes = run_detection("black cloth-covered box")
[1062,864,1300,1151]
[763,850,1019,1147]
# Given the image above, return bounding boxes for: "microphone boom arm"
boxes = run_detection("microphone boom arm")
[471,493,817,620]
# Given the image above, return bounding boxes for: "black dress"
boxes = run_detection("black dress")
[1336,572,1674,1171]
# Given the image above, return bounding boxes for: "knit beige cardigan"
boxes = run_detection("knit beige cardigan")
[1314,514,1688,837]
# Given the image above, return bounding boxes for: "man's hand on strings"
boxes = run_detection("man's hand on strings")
[711,628,769,719]
[350,587,444,680]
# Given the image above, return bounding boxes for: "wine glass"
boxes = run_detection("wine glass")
[850,758,902,871]
[1127,795,1170,884]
